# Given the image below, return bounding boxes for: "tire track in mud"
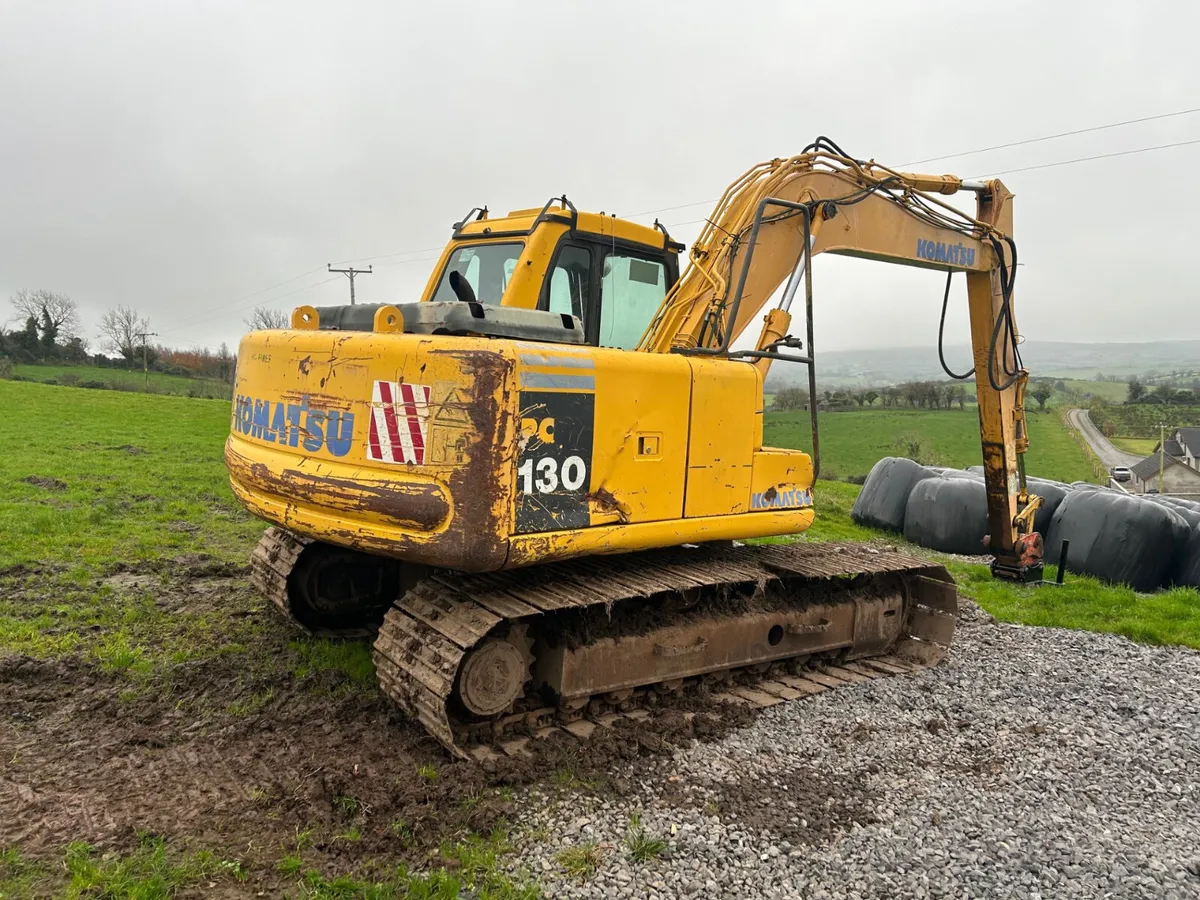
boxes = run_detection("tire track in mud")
[0,568,758,881]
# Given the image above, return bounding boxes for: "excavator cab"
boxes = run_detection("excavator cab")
[427,197,682,349]
[305,198,683,349]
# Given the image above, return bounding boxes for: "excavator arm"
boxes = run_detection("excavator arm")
[641,142,1043,580]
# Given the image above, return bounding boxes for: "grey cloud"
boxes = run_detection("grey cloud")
[1,0,1196,354]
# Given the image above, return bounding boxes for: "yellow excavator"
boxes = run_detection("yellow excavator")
[226,138,1043,758]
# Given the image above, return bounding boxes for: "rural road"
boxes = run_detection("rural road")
[1066,408,1142,470]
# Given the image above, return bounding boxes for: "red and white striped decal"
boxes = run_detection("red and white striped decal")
[367,381,431,465]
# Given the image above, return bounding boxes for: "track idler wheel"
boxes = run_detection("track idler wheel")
[286,543,400,634]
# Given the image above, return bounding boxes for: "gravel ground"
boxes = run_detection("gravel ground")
[508,603,1200,899]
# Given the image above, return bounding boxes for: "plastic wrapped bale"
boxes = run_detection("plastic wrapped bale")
[1025,477,1070,539]
[1146,495,1200,528]
[1143,496,1200,585]
[942,470,1065,537]
[903,475,989,556]
[1045,491,1188,591]
[1155,496,1200,514]
[850,457,936,533]
[1173,527,1200,588]
[927,467,984,481]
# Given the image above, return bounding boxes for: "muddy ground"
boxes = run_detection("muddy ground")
[0,560,765,893]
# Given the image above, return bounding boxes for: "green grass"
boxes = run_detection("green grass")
[0,380,259,573]
[0,379,547,897]
[289,638,378,689]
[796,480,1200,650]
[0,380,384,696]
[555,841,603,880]
[1089,403,1200,439]
[1110,437,1158,456]
[946,560,1200,648]
[11,363,232,399]
[1052,378,1129,403]
[623,813,669,863]
[0,833,540,900]
[0,834,247,899]
[764,408,1095,483]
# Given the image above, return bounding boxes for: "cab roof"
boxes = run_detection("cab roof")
[453,202,681,252]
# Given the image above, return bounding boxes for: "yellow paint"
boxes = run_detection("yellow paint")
[416,204,673,312]
[585,348,690,525]
[749,448,814,503]
[507,507,816,569]
[230,153,1037,575]
[683,358,758,517]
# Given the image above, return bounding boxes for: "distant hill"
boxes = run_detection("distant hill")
[766,340,1200,391]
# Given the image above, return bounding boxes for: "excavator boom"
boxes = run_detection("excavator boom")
[640,143,1041,578]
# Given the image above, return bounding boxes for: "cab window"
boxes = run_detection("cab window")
[431,242,523,305]
[544,245,591,320]
[598,254,666,350]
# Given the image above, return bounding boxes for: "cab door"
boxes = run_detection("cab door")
[538,237,677,349]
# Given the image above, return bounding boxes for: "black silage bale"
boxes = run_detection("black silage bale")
[903,475,989,556]
[850,457,935,533]
[1045,490,1186,592]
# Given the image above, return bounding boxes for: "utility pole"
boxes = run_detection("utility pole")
[327,264,373,305]
[136,331,157,391]
[1159,421,1167,494]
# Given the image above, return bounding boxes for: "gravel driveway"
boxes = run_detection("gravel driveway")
[508,603,1200,899]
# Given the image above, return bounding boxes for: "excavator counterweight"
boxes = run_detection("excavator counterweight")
[226,143,1040,757]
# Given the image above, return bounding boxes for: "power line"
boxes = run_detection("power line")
[636,104,1200,222]
[159,274,341,335]
[203,266,325,317]
[328,245,444,265]
[163,104,1200,340]
[969,138,1200,179]
[626,199,718,218]
[328,263,373,305]
[374,253,441,269]
[901,105,1200,167]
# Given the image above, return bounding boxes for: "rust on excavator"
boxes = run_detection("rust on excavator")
[227,451,451,530]
[429,347,515,572]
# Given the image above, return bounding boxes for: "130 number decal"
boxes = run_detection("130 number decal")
[518,455,587,494]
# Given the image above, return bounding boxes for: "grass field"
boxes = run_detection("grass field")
[0,382,257,575]
[764,408,1096,483]
[0,378,538,896]
[10,363,232,399]
[2,380,1198,895]
[1110,437,1158,456]
[1089,403,1200,440]
[1052,378,1129,403]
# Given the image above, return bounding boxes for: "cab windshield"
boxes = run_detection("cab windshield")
[431,242,524,305]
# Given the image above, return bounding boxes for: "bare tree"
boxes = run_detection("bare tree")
[10,289,81,340]
[245,306,289,330]
[99,305,150,362]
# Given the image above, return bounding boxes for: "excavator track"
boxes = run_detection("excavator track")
[251,526,396,639]
[372,542,957,760]
[251,526,313,624]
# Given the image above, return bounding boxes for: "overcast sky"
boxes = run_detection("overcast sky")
[1,0,1196,355]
